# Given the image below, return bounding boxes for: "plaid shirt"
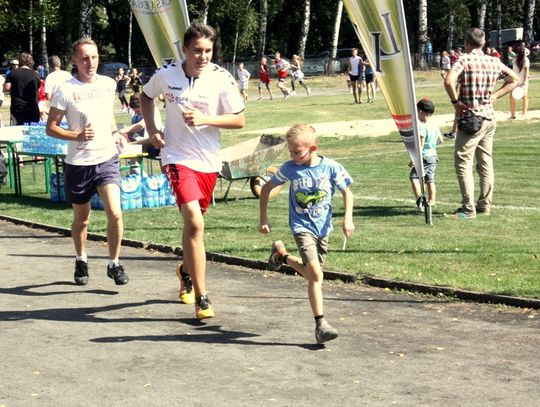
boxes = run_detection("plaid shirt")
[451,49,512,120]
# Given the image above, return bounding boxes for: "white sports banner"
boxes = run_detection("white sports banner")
[343,0,424,178]
[129,0,190,66]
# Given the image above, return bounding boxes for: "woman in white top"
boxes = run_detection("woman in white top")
[440,50,451,79]
[509,46,530,119]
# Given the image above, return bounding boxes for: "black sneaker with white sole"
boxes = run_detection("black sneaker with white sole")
[107,264,129,285]
[74,260,89,286]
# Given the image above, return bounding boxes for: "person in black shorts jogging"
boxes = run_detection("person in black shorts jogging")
[46,38,129,286]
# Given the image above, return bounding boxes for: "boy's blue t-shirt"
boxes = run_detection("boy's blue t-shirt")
[271,156,353,238]
[419,121,441,157]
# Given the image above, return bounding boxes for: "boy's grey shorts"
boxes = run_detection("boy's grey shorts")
[293,232,329,266]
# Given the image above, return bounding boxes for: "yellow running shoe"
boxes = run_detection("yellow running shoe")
[175,264,195,304]
[195,295,215,320]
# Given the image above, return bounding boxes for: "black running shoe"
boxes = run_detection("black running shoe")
[107,263,129,285]
[74,260,89,286]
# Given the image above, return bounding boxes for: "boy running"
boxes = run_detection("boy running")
[259,124,355,343]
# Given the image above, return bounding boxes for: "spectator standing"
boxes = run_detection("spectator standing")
[3,52,40,125]
[425,38,433,67]
[409,99,444,210]
[115,67,131,112]
[130,68,143,94]
[348,48,363,104]
[440,50,451,79]
[444,28,518,219]
[0,74,5,127]
[509,45,530,120]
[237,62,251,102]
[46,38,129,286]
[140,23,245,320]
[364,60,376,103]
[506,46,516,68]
[45,55,73,101]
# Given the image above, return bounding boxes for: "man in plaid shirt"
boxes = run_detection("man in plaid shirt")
[444,28,518,219]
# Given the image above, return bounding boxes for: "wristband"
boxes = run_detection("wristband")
[450,100,458,104]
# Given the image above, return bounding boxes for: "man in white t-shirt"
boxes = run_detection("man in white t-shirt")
[44,55,73,101]
[348,48,364,104]
[46,38,129,287]
[141,23,245,320]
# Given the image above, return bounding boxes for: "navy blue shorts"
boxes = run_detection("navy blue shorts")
[64,155,121,205]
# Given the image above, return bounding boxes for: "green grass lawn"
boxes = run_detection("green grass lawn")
[1,70,539,298]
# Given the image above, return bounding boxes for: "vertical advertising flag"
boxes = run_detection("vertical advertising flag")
[129,0,190,67]
[343,0,430,223]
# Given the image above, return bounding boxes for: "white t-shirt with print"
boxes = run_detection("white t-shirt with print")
[45,70,73,99]
[143,60,245,172]
[51,75,117,166]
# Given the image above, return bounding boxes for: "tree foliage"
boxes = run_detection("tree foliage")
[0,0,537,67]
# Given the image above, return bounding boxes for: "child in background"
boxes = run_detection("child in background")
[273,51,291,99]
[237,62,251,102]
[290,54,311,96]
[259,124,355,344]
[409,98,443,211]
[257,57,273,100]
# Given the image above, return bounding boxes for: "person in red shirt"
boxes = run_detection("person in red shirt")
[257,56,273,100]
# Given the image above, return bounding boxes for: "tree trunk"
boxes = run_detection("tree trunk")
[80,0,92,38]
[447,9,455,51]
[128,11,133,68]
[417,0,428,69]
[495,0,502,50]
[29,0,33,55]
[202,0,211,25]
[297,0,311,59]
[40,0,48,72]
[232,18,240,66]
[326,0,343,75]
[523,0,536,43]
[258,0,267,59]
[478,0,487,31]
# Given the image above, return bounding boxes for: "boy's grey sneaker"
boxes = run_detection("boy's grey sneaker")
[315,320,338,344]
[74,260,89,286]
[268,240,287,271]
[107,263,129,285]
[415,196,424,212]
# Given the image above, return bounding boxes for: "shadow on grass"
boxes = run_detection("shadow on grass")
[0,194,70,211]
[334,205,413,218]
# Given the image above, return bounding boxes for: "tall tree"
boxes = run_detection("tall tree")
[523,0,536,43]
[417,0,428,69]
[80,0,92,38]
[326,0,343,74]
[297,0,311,58]
[258,0,268,59]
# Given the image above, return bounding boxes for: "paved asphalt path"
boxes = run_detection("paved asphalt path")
[0,220,538,407]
